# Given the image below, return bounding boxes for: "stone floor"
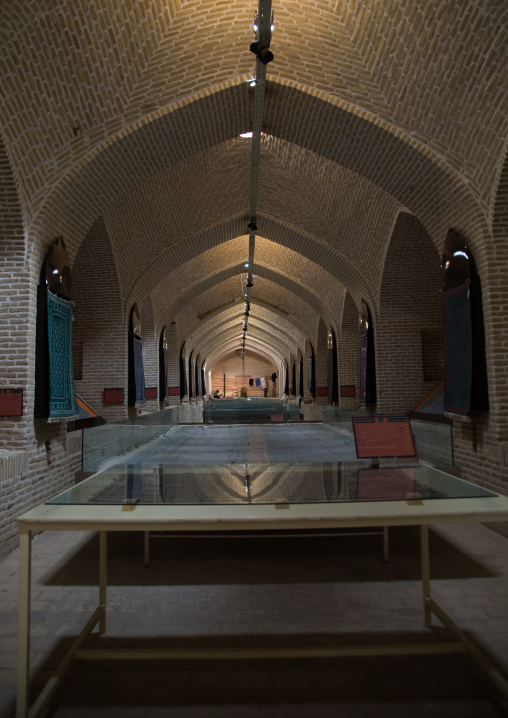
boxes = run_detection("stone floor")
[1,520,508,717]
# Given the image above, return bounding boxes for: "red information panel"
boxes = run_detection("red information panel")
[340,385,356,398]
[352,416,417,459]
[316,387,328,397]
[167,387,180,397]
[0,388,23,417]
[145,387,158,400]
[103,388,124,404]
[357,468,417,501]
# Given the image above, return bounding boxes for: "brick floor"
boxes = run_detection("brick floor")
[1,520,508,717]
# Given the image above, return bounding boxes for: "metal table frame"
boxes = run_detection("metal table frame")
[17,491,508,718]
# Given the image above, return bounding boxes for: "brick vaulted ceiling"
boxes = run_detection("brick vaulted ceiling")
[1,1,507,366]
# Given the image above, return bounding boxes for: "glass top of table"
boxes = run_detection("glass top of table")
[47,462,497,506]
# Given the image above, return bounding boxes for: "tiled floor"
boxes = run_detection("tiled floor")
[1,520,508,717]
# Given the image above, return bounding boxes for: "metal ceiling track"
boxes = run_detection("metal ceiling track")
[242,0,273,356]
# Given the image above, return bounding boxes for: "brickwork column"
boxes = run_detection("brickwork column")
[165,324,180,406]
[315,319,329,405]
[139,299,158,413]
[180,344,189,404]
[339,292,360,409]
[303,341,314,404]
[296,351,303,403]
[289,355,296,398]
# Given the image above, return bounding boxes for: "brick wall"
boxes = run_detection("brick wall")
[0,138,82,557]
[315,318,329,405]
[339,292,360,409]
[73,217,128,422]
[165,323,180,405]
[0,137,29,449]
[139,298,159,412]
[376,213,443,414]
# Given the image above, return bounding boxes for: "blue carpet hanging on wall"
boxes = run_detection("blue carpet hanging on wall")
[133,335,146,404]
[442,281,472,415]
[47,289,78,421]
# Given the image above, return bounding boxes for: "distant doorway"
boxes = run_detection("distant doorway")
[327,327,338,404]
[358,301,376,408]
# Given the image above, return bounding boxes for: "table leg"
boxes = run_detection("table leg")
[17,529,32,718]
[420,524,432,627]
[383,526,389,563]
[99,531,107,635]
[144,531,150,567]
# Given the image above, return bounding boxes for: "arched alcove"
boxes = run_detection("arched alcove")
[339,292,359,409]
[179,343,188,401]
[34,237,78,422]
[358,300,376,410]
[188,351,194,399]
[195,353,201,398]
[128,304,146,409]
[159,327,168,404]
[315,318,329,405]
[73,217,127,422]
[327,327,338,405]
[298,350,304,397]
[441,229,488,415]
[305,339,316,401]
[378,212,443,413]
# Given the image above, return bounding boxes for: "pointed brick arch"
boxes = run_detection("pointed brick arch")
[2,3,503,236]
[153,241,350,341]
[25,80,486,274]
[196,307,297,368]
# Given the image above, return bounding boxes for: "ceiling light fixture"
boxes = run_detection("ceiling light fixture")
[250,10,274,64]
[252,10,274,39]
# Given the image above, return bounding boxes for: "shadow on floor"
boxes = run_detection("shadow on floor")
[42,527,495,587]
[25,633,507,718]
